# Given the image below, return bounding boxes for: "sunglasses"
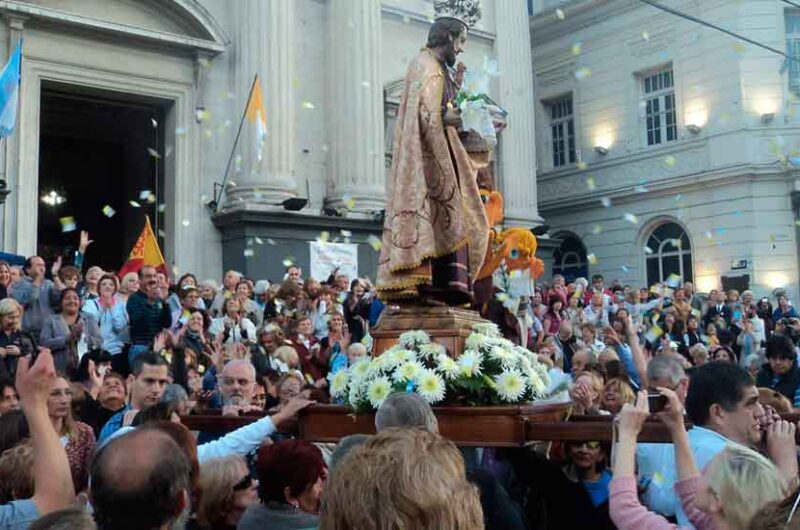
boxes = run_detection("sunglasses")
[233,475,254,492]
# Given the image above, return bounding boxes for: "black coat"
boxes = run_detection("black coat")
[756,363,800,405]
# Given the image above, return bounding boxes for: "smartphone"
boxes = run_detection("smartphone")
[647,392,667,413]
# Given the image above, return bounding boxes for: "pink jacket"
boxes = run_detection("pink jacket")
[610,476,714,530]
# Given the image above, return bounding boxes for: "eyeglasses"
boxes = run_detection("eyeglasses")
[233,475,254,492]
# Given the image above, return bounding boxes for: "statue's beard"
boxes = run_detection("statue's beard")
[445,47,457,67]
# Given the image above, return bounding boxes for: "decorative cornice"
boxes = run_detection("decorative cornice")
[212,208,382,233]
[381,4,495,43]
[530,0,640,45]
[0,0,227,54]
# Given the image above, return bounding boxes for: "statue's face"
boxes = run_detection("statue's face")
[446,30,466,66]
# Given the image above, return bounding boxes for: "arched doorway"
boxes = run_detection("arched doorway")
[553,232,588,282]
[644,220,694,286]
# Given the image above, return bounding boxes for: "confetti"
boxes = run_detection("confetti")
[733,42,746,54]
[129,200,141,208]
[102,205,116,218]
[496,292,509,303]
[644,326,665,344]
[652,471,665,486]
[705,230,714,240]
[282,259,294,267]
[146,193,156,204]
[664,155,676,167]
[254,236,264,245]
[644,246,654,254]
[360,81,371,88]
[586,176,596,190]
[590,224,603,235]
[196,109,210,122]
[555,8,565,20]
[577,161,588,170]
[587,253,598,265]
[157,203,166,213]
[367,234,382,251]
[243,248,254,258]
[175,127,188,136]
[266,238,277,246]
[157,229,166,238]
[620,265,630,273]
[670,238,682,248]
[634,182,649,193]
[139,190,152,200]
[227,180,237,188]
[402,15,411,23]
[341,229,352,238]
[674,194,683,202]
[571,42,582,56]
[574,67,592,80]
[624,213,638,224]
[642,31,650,42]
[600,197,612,208]
[301,101,315,109]
[666,273,682,288]
[151,118,158,128]
[165,146,173,158]
[181,219,190,227]
[147,148,160,159]
[59,216,76,232]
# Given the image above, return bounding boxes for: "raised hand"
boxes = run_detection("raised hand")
[16,348,56,408]
[78,231,94,254]
[617,390,650,439]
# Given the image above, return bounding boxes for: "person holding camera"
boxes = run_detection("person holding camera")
[756,334,800,408]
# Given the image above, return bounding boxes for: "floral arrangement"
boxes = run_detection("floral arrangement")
[454,57,507,147]
[327,323,551,413]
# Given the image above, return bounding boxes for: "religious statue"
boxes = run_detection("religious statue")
[376,0,488,306]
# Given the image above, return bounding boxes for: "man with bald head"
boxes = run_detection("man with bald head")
[90,428,191,530]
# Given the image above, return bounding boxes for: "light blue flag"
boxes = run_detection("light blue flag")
[0,42,21,138]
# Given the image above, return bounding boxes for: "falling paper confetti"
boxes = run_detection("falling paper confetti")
[621,265,630,273]
[587,253,598,265]
[266,238,277,246]
[591,224,603,235]
[147,148,160,159]
[571,42,582,56]
[367,234,382,251]
[623,213,638,224]
[341,229,352,238]
[675,194,683,202]
[642,31,650,42]
[129,200,141,208]
[600,197,612,208]
[555,8,565,20]
[59,216,76,232]
[664,155,676,167]
[634,182,649,193]
[282,259,294,267]
[158,229,167,238]
[652,471,665,486]
[574,67,592,81]
[175,127,188,136]
[151,118,158,128]
[301,101,315,109]
[181,219,190,227]
[577,161,588,170]
[102,205,116,218]
[666,273,682,288]
[157,203,166,213]
[733,42,746,54]
[586,176,596,190]
[139,190,152,201]
[243,248,254,258]
[705,230,713,240]
[644,246,654,255]
[255,236,264,245]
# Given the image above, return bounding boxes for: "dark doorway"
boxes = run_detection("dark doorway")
[37,83,167,272]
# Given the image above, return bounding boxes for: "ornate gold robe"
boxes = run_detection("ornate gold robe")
[377,49,489,301]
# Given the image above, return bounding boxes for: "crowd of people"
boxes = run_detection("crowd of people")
[3,238,800,529]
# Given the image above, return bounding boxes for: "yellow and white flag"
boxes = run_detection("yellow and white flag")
[244,75,267,162]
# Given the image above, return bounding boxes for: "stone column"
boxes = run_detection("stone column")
[2,16,24,252]
[226,0,297,208]
[325,0,385,216]
[494,0,542,225]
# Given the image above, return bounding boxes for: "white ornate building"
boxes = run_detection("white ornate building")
[0,0,541,283]
[532,0,800,300]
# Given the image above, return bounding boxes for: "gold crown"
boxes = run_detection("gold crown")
[433,0,482,29]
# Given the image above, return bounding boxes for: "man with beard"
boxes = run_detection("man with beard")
[376,12,489,305]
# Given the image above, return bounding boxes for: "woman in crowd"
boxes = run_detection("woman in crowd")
[198,279,218,311]
[570,369,606,415]
[610,389,787,530]
[251,324,290,376]
[82,274,129,362]
[704,323,719,347]
[235,280,263,327]
[600,377,635,415]
[683,315,702,348]
[171,285,202,332]
[238,439,327,530]
[710,345,737,364]
[78,370,127,437]
[562,440,615,528]
[0,377,18,415]
[343,279,370,344]
[757,297,775,338]
[319,313,350,367]
[320,428,483,530]
[74,348,111,398]
[40,288,103,375]
[209,298,256,346]
[0,260,12,300]
[291,316,326,389]
[48,374,96,493]
[81,265,104,301]
[167,273,206,314]
[543,297,566,337]
[178,309,214,366]
[196,455,259,530]
[274,345,301,373]
[117,271,140,304]
[310,286,340,341]
[0,298,32,378]
[773,294,798,321]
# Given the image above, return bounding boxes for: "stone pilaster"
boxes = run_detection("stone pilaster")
[325,0,385,216]
[494,0,541,226]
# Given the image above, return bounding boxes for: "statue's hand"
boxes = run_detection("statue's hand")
[443,108,462,129]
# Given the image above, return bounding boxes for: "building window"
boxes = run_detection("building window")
[641,68,677,146]
[645,222,693,286]
[547,95,576,168]
[553,233,588,282]
[786,12,800,95]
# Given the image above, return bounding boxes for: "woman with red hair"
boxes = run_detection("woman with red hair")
[238,439,327,530]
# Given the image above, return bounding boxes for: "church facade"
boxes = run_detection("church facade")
[532,0,800,301]
[0,0,541,284]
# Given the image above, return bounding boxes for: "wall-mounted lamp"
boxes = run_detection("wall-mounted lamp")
[761,112,775,124]
[594,146,608,156]
[686,124,702,135]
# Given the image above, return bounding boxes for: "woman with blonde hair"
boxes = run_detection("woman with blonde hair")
[196,455,259,530]
[117,271,140,303]
[0,298,32,377]
[600,377,635,415]
[48,374,96,493]
[320,427,484,529]
[0,260,11,299]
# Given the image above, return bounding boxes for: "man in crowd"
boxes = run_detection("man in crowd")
[0,376,19,415]
[683,281,703,312]
[670,287,692,325]
[583,274,612,306]
[98,351,170,443]
[210,269,242,317]
[126,266,171,363]
[0,348,74,526]
[286,264,302,284]
[756,334,800,407]
[10,256,60,336]
[703,289,732,327]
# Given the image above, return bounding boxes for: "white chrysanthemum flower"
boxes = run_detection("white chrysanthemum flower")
[328,370,349,398]
[472,322,501,337]
[367,376,392,408]
[526,369,547,396]
[418,342,446,359]
[465,332,492,351]
[399,330,431,348]
[416,369,446,404]
[386,348,415,367]
[519,354,533,373]
[348,379,363,406]
[489,345,517,369]
[495,370,526,402]
[394,360,424,382]
[435,356,461,380]
[458,350,483,377]
[532,360,551,387]
[350,358,372,380]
